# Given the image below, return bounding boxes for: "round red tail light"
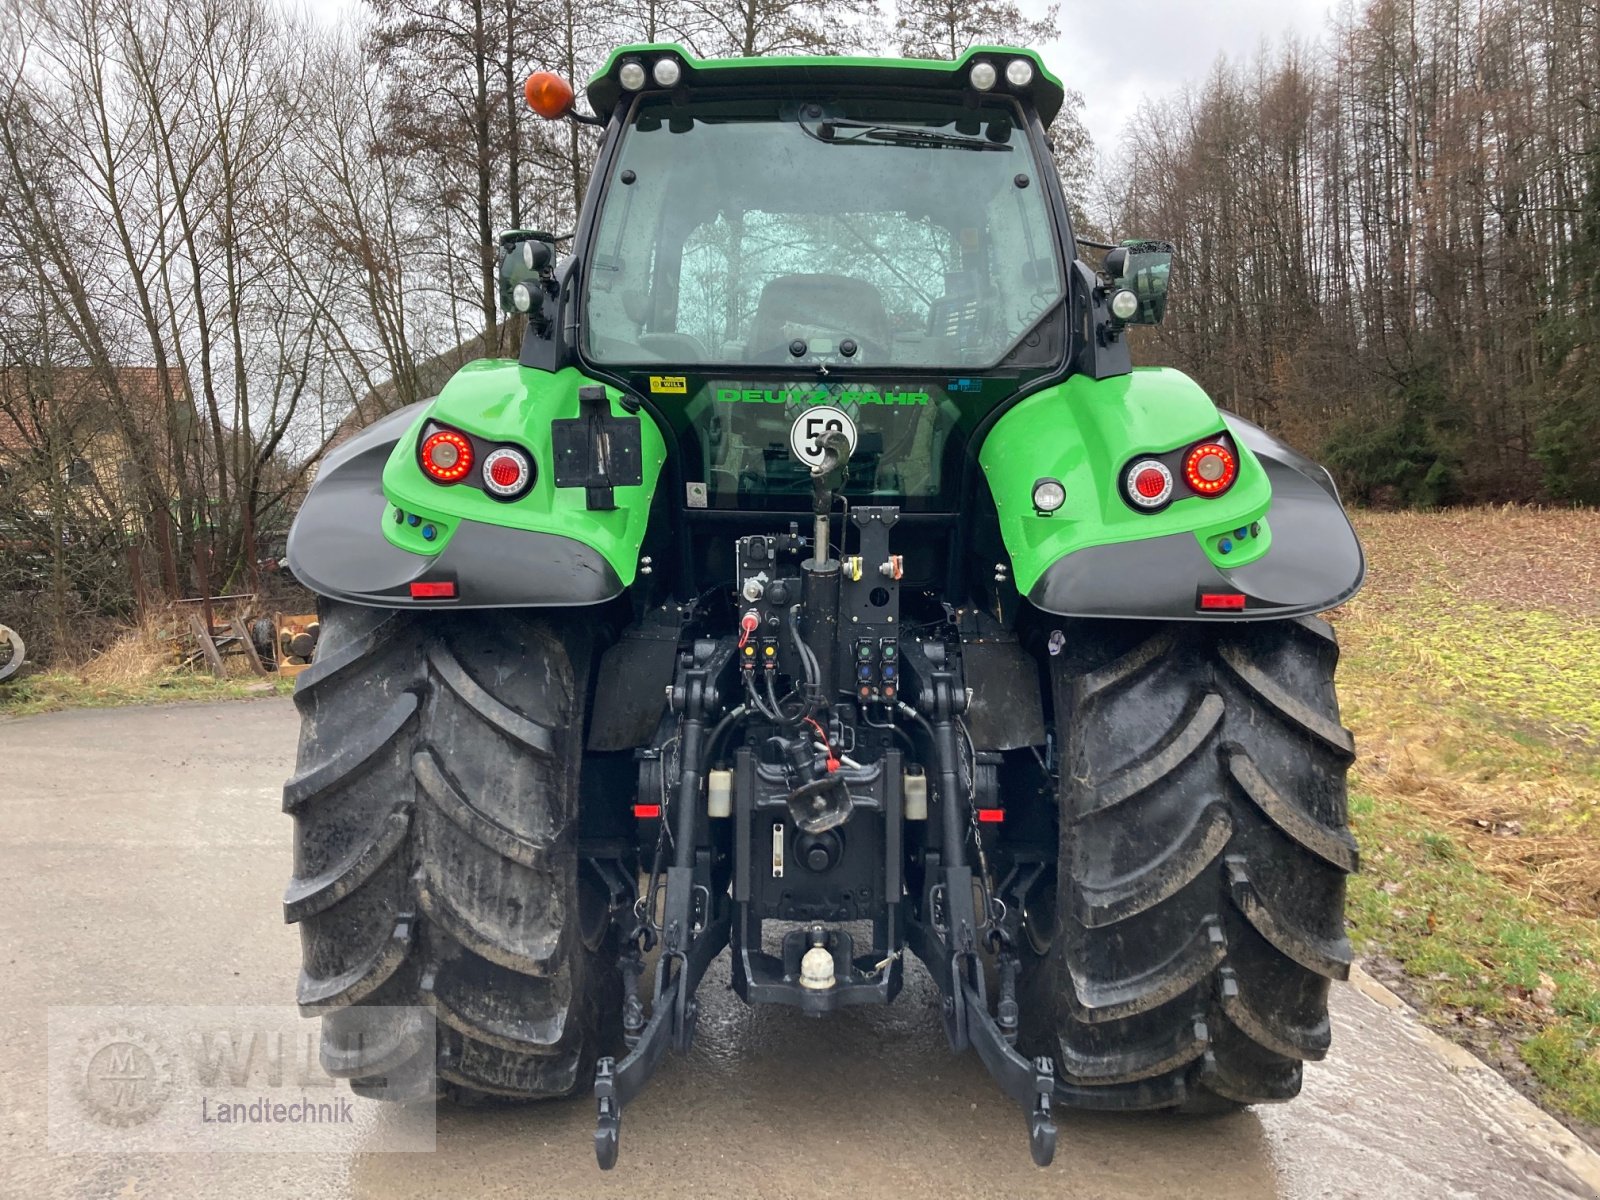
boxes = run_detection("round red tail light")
[1184,442,1237,496]
[1124,459,1174,509]
[481,446,532,499]
[420,429,473,483]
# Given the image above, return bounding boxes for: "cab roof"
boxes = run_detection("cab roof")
[586,44,1067,127]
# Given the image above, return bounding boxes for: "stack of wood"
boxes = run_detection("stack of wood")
[179,594,320,679]
[273,613,320,678]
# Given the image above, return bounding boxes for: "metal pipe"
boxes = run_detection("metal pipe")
[673,710,707,869]
[933,713,965,858]
[801,559,839,707]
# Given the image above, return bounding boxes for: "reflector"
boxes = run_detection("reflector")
[481,445,532,498]
[1124,458,1173,509]
[410,580,457,599]
[1198,592,1247,610]
[976,808,1005,823]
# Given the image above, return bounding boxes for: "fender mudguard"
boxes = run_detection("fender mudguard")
[978,369,1364,621]
[286,363,666,609]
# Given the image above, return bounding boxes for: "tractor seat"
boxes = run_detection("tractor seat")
[747,274,890,358]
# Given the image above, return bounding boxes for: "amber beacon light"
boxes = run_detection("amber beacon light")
[525,72,575,119]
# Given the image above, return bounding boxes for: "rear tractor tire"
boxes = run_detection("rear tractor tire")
[283,601,619,1102]
[1023,616,1358,1112]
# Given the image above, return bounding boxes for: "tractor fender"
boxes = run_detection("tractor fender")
[979,369,1364,621]
[286,363,667,610]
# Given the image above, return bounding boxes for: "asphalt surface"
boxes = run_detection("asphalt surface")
[3,697,1599,1199]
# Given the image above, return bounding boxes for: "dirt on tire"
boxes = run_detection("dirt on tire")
[283,601,619,1102]
[1020,616,1357,1111]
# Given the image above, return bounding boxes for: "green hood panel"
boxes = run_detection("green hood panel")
[979,368,1273,595]
[380,361,667,587]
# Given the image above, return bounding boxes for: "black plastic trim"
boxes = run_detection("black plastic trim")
[286,404,624,610]
[1027,416,1365,621]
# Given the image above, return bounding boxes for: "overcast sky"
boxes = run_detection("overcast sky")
[1030,0,1338,150]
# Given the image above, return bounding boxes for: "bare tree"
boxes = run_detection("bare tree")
[894,0,1093,223]
[673,0,883,58]
[894,0,1055,61]
[1111,0,1600,504]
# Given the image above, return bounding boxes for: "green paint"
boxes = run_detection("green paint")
[586,44,1068,127]
[384,499,459,555]
[978,367,1273,593]
[713,387,929,406]
[380,361,667,587]
[1204,517,1272,568]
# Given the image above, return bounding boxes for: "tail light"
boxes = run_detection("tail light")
[481,446,533,500]
[1124,459,1173,509]
[420,428,473,483]
[1184,442,1237,496]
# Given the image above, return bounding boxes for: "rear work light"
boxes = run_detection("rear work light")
[1005,58,1034,88]
[481,446,533,500]
[1184,441,1238,496]
[1124,459,1173,510]
[617,60,647,91]
[651,56,681,87]
[420,428,473,484]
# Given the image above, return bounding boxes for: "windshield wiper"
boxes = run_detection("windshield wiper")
[810,119,1011,152]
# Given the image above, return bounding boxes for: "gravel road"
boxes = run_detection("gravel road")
[2,699,1597,1199]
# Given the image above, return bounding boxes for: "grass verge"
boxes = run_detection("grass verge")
[0,669,290,718]
[1336,507,1600,1137]
[0,614,293,718]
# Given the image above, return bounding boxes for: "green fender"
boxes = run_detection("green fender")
[286,362,667,608]
[979,368,1364,620]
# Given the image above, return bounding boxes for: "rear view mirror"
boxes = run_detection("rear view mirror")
[1105,240,1174,325]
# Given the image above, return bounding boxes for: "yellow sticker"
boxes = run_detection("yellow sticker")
[649,375,687,395]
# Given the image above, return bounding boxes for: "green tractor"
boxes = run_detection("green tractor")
[283,45,1363,1169]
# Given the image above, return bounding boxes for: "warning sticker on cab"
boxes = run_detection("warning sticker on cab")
[649,375,687,395]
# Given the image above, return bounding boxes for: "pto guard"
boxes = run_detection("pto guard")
[980,368,1364,620]
[286,364,667,609]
